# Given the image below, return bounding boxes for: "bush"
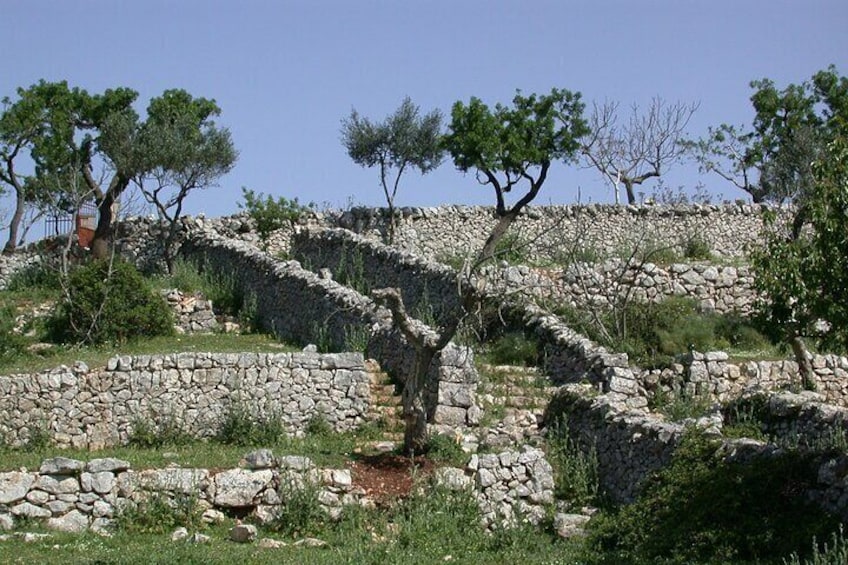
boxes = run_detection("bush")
[115,492,203,534]
[0,304,28,363]
[546,418,599,508]
[269,478,327,538]
[47,259,174,345]
[239,187,314,242]
[590,430,841,563]
[216,399,286,446]
[485,331,539,367]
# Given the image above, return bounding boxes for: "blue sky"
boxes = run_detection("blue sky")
[2,0,847,220]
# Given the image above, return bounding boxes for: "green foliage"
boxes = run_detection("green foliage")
[590,429,840,564]
[340,97,443,242]
[5,260,61,292]
[688,66,847,203]
[425,433,468,467]
[651,391,714,422]
[681,234,712,260]
[0,304,28,364]
[484,331,539,367]
[239,187,314,241]
[560,297,773,368]
[215,399,286,446]
[127,412,192,448]
[114,492,203,535]
[546,418,599,508]
[269,477,327,538]
[752,134,848,355]
[785,526,848,565]
[47,259,174,346]
[492,230,527,264]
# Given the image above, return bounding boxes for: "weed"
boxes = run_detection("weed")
[114,491,203,534]
[785,525,848,565]
[216,399,286,446]
[545,418,599,508]
[681,233,712,260]
[25,420,52,450]
[426,433,468,467]
[128,411,192,448]
[269,476,327,538]
[483,331,538,367]
[343,324,370,354]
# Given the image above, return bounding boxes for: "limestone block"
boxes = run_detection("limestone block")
[40,457,85,475]
[0,471,36,504]
[213,469,274,507]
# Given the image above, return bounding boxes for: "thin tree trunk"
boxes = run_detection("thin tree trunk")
[624,180,637,205]
[2,189,25,255]
[790,335,816,391]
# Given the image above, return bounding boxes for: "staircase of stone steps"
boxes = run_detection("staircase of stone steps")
[362,361,405,451]
[475,364,559,450]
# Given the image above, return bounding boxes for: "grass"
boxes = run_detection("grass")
[0,332,297,375]
[0,421,386,472]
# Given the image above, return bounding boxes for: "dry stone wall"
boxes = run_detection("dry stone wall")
[0,352,370,449]
[488,260,757,315]
[641,351,848,407]
[544,384,848,519]
[0,452,361,533]
[330,203,783,262]
[179,228,480,431]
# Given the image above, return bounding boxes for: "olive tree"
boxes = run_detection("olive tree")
[340,97,443,243]
[372,88,588,454]
[135,89,237,272]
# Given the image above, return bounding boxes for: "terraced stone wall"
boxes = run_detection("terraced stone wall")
[0,352,370,449]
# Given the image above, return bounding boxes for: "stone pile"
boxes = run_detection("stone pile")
[0,452,361,533]
[161,289,219,334]
[433,445,555,528]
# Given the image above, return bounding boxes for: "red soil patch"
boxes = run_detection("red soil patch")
[347,453,438,506]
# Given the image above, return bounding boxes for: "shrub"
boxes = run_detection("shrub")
[485,331,539,367]
[546,418,599,508]
[269,477,327,537]
[47,259,174,345]
[682,234,712,260]
[115,492,203,534]
[590,429,841,563]
[426,432,468,467]
[0,304,28,363]
[239,187,315,242]
[216,399,286,446]
[128,412,192,448]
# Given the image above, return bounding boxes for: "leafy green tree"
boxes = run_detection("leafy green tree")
[373,88,587,454]
[135,89,238,272]
[0,81,84,254]
[688,66,847,203]
[751,133,848,386]
[340,97,443,242]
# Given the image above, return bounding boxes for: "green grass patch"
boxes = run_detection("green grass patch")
[0,332,296,375]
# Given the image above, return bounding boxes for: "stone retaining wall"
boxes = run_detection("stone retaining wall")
[543,384,848,520]
[642,352,848,407]
[179,229,480,430]
[0,352,370,449]
[0,452,361,533]
[489,260,757,316]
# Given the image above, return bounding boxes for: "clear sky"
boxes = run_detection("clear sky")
[2,0,847,220]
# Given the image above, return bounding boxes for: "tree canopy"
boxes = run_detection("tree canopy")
[442,88,588,262]
[0,81,236,256]
[340,97,443,242]
[752,132,848,379]
[689,66,847,203]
